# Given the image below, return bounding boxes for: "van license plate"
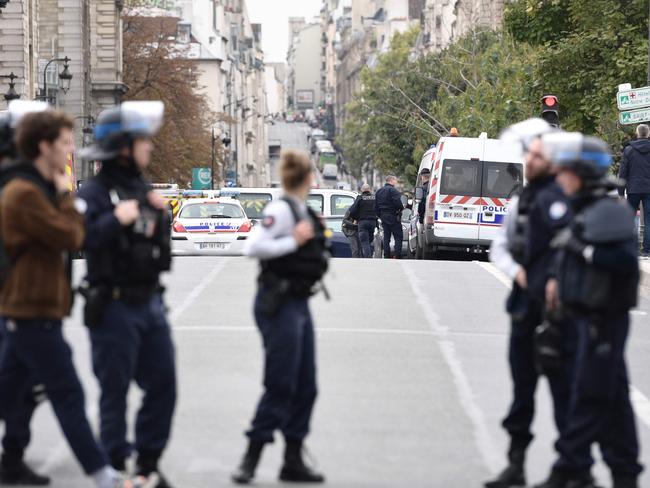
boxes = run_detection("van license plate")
[443,211,474,221]
[198,242,228,250]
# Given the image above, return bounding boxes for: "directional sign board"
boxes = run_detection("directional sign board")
[619,107,650,125]
[617,86,650,110]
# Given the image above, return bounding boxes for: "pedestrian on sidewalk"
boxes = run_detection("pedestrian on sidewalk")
[349,184,377,258]
[0,109,138,488]
[232,150,329,485]
[618,124,650,256]
[375,175,404,258]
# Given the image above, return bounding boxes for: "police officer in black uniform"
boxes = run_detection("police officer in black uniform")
[417,168,431,224]
[375,175,404,258]
[232,150,329,485]
[486,119,575,488]
[77,102,176,487]
[349,183,377,258]
[0,101,50,485]
[535,133,643,488]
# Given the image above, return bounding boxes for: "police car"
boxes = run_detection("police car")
[171,197,252,256]
[409,131,525,258]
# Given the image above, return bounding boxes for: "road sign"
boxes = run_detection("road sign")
[617,86,650,110]
[619,108,650,125]
[192,167,212,190]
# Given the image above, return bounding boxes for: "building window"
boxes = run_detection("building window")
[177,22,191,44]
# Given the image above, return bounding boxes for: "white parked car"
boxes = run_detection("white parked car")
[171,197,253,256]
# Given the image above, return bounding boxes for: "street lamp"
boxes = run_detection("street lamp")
[211,128,232,190]
[1,72,20,102]
[40,56,73,103]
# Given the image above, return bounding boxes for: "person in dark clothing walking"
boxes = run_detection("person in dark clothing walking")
[349,184,377,258]
[375,176,404,258]
[341,207,360,257]
[618,124,650,256]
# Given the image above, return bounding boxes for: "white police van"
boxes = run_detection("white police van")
[409,132,524,259]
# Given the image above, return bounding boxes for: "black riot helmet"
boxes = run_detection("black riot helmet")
[0,101,49,160]
[79,101,164,162]
[542,132,612,182]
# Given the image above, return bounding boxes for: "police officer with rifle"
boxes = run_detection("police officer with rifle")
[535,133,643,488]
[232,150,329,485]
[77,102,176,488]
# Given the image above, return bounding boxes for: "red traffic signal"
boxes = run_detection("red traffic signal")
[542,95,558,110]
[541,95,559,127]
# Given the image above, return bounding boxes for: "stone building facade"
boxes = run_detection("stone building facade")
[0,0,125,180]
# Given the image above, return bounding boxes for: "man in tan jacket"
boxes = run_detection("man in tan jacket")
[0,110,134,488]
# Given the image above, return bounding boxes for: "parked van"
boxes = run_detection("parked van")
[408,133,524,258]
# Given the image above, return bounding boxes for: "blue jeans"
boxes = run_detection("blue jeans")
[0,318,107,474]
[357,220,376,258]
[89,295,177,468]
[627,193,650,253]
[247,292,317,443]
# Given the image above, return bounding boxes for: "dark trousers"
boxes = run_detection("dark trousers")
[0,330,37,465]
[247,291,317,443]
[346,232,361,258]
[89,294,176,468]
[358,220,376,258]
[0,318,107,474]
[381,219,403,259]
[555,314,643,479]
[502,297,574,453]
[627,193,650,253]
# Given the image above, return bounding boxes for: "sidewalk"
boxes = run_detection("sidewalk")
[641,259,650,277]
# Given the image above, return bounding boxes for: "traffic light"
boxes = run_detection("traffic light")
[541,95,559,127]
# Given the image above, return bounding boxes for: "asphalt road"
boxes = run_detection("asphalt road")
[268,122,322,186]
[10,257,650,488]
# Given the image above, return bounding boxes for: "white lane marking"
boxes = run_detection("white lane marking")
[476,261,512,289]
[169,259,230,323]
[400,261,501,474]
[476,261,650,431]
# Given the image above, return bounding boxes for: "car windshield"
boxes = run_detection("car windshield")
[325,218,343,233]
[237,193,273,219]
[331,194,354,216]
[179,203,244,219]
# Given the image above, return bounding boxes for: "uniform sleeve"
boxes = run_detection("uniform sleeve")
[349,196,361,221]
[77,184,122,250]
[618,148,630,197]
[418,188,427,221]
[489,198,522,280]
[391,188,404,211]
[3,184,84,251]
[243,201,298,259]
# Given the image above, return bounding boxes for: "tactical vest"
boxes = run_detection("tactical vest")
[508,190,531,265]
[97,173,171,287]
[558,195,638,314]
[260,197,330,297]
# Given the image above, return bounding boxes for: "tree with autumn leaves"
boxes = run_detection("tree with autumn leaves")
[121,7,225,186]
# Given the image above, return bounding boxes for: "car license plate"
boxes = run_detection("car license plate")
[442,211,474,221]
[197,242,228,250]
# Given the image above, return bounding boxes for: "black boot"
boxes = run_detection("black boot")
[231,440,265,485]
[278,439,324,483]
[0,458,50,486]
[534,470,597,488]
[484,449,525,488]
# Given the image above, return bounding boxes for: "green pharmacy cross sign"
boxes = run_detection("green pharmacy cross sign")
[617,87,650,110]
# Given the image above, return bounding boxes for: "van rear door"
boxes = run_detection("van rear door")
[478,140,524,242]
[434,159,482,241]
